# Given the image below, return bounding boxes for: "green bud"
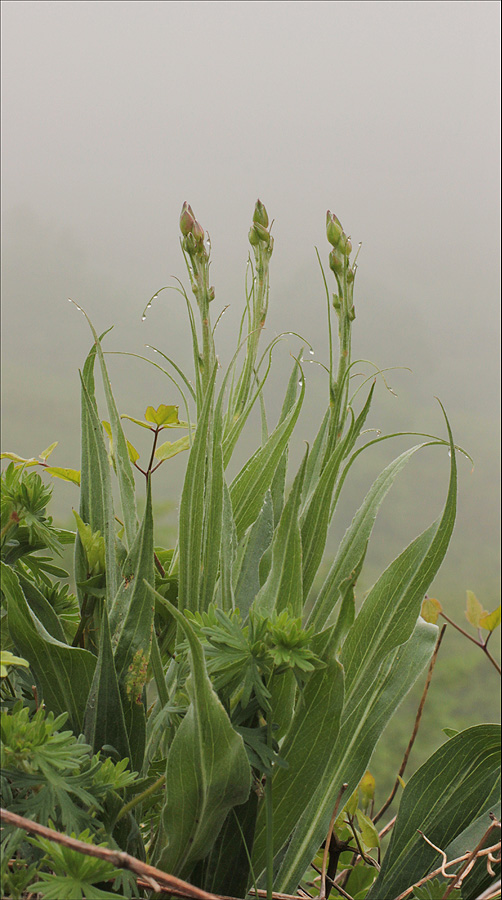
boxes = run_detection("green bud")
[180,201,195,236]
[192,219,205,244]
[208,286,215,301]
[252,222,270,244]
[344,236,352,257]
[332,293,341,311]
[326,211,343,248]
[248,226,260,246]
[329,247,344,274]
[183,233,197,253]
[253,199,269,229]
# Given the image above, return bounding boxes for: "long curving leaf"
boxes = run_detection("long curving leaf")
[78,314,138,549]
[3,562,96,734]
[83,603,131,761]
[253,447,308,618]
[233,491,274,618]
[178,364,217,613]
[251,629,344,878]
[149,590,252,880]
[77,345,119,606]
[108,478,155,770]
[308,441,450,633]
[230,363,305,539]
[367,725,501,900]
[273,617,438,892]
[199,377,225,612]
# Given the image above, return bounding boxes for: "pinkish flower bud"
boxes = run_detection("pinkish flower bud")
[192,219,205,244]
[180,201,195,237]
[326,211,343,248]
[253,199,269,229]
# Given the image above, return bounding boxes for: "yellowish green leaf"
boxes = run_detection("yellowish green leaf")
[479,604,501,632]
[126,441,140,464]
[359,771,376,806]
[45,467,81,486]
[120,413,155,430]
[144,404,180,426]
[0,650,30,678]
[102,420,112,438]
[356,809,380,850]
[39,442,58,461]
[154,435,191,462]
[72,511,105,575]
[421,596,442,624]
[465,590,487,628]
[0,452,39,466]
[397,775,406,789]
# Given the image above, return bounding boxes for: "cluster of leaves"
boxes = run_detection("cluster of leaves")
[1,201,500,900]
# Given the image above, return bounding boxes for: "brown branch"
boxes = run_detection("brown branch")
[309,862,355,900]
[439,612,502,676]
[0,807,219,900]
[392,835,502,900]
[320,783,349,900]
[441,817,501,900]
[373,624,446,825]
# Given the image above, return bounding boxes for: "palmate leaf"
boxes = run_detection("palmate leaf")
[149,589,252,880]
[367,725,501,900]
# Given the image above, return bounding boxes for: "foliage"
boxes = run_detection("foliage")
[1,202,500,900]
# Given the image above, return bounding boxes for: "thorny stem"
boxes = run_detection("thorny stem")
[439,611,501,675]
[373,625,447,825]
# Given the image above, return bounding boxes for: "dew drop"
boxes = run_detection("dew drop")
[298,380,303,386]
[309,349,314,355]
[147,302,152,309]
[141,315,146,321]
[448,450,452,457]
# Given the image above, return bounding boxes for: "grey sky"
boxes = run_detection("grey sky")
[1,0,500,597]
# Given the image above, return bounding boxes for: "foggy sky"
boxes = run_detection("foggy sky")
[1,0,500,599]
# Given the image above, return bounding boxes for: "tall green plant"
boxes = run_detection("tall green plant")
[2,202,499,900]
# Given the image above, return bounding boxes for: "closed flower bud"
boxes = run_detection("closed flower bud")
[253,199,269,229]
[344,237,352,257]
[326,211,343,248]
[248,226,261,246]
[252,222,270,244]
[329,247,344,274]
[180,201,195,236]
[192,219,205,244]
[208,286,215,301]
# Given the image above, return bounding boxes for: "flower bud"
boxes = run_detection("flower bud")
[192,219,205,244]
[208,286,215,301]
[344,237,352,257]
[251,222,270,244]
[326,211,343,248]
[180,201,195,236]
[248,226,261,246]
[253,199,269,229]
[329,247,344,274]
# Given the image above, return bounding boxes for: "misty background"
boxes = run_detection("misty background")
[2,0,500,782]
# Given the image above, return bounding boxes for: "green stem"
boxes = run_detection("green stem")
[150,629,169,707]
[265,714,274,900]
[116,773,166,822]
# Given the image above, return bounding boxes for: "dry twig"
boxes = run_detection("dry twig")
[373,625,446,825]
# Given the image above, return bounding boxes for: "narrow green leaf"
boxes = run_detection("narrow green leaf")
[178,364,217,613]
[149,591,252,880]
[233,491,274,618]
[367,725,501,900]
[78,369,119,605]
[273,618,438,892]
[251,633,344,878]
[253,448,308,618]
[81,318,138,549]
[3,562,96,734]
[16,571,67,643]
[200,385,225,611]
[218,478,237,612]
[230,364,305,539]
[308,442,444,632]
[84,603,131,761]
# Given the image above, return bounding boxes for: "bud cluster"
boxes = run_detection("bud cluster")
[326,211,352,275]
[180,201,208,258]
[249,199,273,249]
